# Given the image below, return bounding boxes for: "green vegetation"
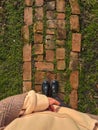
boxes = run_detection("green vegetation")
[0,0,24,99]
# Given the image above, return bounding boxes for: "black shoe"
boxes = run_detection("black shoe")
[50,80,59,98]
[42,80,50,97]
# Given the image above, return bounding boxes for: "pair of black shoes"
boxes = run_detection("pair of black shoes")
[42,80,59,98]
[42,80,67,107]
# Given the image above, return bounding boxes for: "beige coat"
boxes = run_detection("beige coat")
[4,90,98,130]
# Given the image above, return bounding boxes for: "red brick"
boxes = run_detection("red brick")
[46,72,56,81]
[23,44,32,62]
[69,0,80,14]
[56,48,65,60]
[23,81,32,93]
[35,0,44,6]
[34,55,43,61]
[23,62,32,80]
[70,90,78,109]
[72,33,81,52]
[34,21,43,33]
[57,13,65,20]
[35,71,45,84]
[24,7,33,25]
[57,20,65,29]
[70,71,79,89]
[56,0,65,12]
[21,25,29,44]
[57,60,66,70]
[46,50,54,61]
[70,15,80,32]
[34,85,42,92]
[34,44,43,54]
[35,62,54,71]
[35,7,43,20]
[25,0,33,6]
[34,33,43,44]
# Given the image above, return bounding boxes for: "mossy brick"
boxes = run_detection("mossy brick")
[23,81,32,93]
[35,62,54,71]
[34,21,43,33]
[34,33,43,44]
[35,7,43,20]
[72,33,81,52]
[46,11,56,20]
[21,25,29,44]
[46,50,54,62]
[47,20,57,28]
[35,71,45,84]
[57,60,66,70]
[24,7,33,25]
[25,0,33,6]
[46,72,56,81]
[70,71,79,89]
[23,44,32,62]
[34,44,43,54]
[23,62,32,80]
[56,0,65,12]
[57,13,65,20]
[56,40,65,46]
[46,29,55,35]
[70,89,78,109]
[34,55,43,61]
[46,1,56,10]
[69,0,80,14]
[70,15,80,32]
[56,48,65,60]
[35,0,44,7]
[69,51,79,70]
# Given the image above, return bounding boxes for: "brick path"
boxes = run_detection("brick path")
[22,0,81,109]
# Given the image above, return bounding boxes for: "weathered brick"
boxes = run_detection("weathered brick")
[34,21,43,33]
[57,29,66,39]
[21,25,29,44]
[46,72,56,81]
[72,33,81,52]
[46,1,56,10]
[34,33,43,44]
[23,44,32,62]
[46,11,56,20]
[45,35,55,49]
[46,50,54,62]
[25,0,33,6]
[34,85,42,92]
[56,0,65,12]
[24,7,33,25]
[35,7,43,20]
[69,51,79,70]
[34,55,43,61]
[35,62,54,71]
[35,71,45,84]
[70,15,80,32]
[56,40,65,46]
[46,29,55,35]
[70,71,79,89]
[57,13,65,20]
[70,90,78,109]
[23,81,32,93]
[34,44,43,54]
[23,62,32,80]
[69,0,80,14]
[47,20,57,28]
[57,60,66,70]
[56,48,65,60]
[35,0,44,6]
[57,20,65,29]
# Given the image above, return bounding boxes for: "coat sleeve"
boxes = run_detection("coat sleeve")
[21,90,49,115]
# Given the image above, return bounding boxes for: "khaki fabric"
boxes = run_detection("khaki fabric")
[4,90,98,130]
